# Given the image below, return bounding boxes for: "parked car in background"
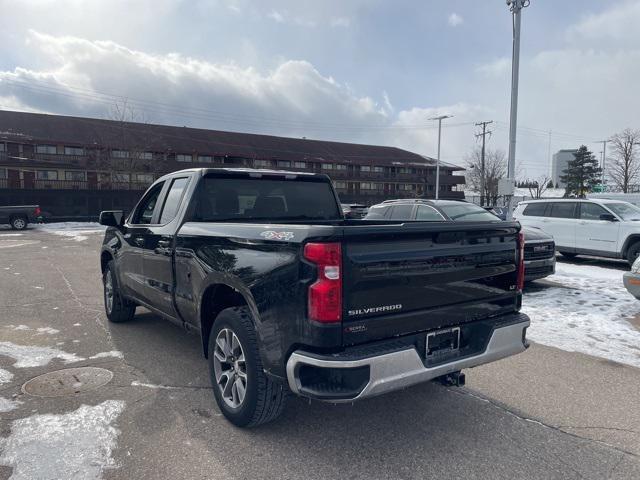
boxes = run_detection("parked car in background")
[99,169,529,427]
[341,203,368,219]
[490,206,508,220]
[623,256,640,299]
[513,199,640,265]
[365,199,556,282]
[0,205,41,230]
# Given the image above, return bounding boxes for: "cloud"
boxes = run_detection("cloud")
[267,10,285,23]
[567,1,640,45]
[448,13,464,27]
[330,17,351,28]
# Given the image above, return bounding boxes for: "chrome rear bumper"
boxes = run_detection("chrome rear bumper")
[286,319,530,402]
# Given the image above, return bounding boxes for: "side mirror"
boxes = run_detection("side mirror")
[599,213,618,222]
[99,210,125,227]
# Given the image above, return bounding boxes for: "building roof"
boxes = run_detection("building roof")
[0,110,464,170]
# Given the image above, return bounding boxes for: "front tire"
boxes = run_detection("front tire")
[103,261,136,323]
[10,216,27,230]
[208,306,287,427]
[627,242,640,265]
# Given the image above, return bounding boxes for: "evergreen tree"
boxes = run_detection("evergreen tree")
[560,145,602,197]
[547,179,554,189]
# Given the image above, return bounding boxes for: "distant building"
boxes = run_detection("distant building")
[552,149,578,188]
[0,110,466,219]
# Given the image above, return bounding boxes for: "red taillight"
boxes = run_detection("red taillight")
[304,242,342,323]
[34,207,41,216]
[517,231,525,291]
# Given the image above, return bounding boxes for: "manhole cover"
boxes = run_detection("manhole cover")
[22,367,113,397]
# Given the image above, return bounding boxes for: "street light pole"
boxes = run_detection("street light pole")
[505,0,529,220]
[595,140,609,189]
[429,114,453,200]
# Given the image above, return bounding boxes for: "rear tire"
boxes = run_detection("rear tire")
[626,242,640,266]
[208,306,287,427]
[103,261,136,323]
[10,216,27,230]
[559,251,577,259]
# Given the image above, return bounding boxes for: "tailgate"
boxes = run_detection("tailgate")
[341,222,521,345]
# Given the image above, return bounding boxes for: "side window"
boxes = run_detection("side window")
[159,177,189,224]
[522,202,548,217]
[389,204,415,220]
[131,182,165,225]
[549,202,577,219]
[416,205,444,221]
[579,202,608,220]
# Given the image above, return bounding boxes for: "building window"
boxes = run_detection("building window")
[398,184,416,191]
[0,168,6,179]
[36,170,58,180]
[36,145,57,155]
[135,173,154,183]
[277,160,291,168]
[65,171,86,181]
[334,181,346,189]
[372,166,384,173]
[176,154,192,163]
[360,182,372,190]
[0,143,7,152]
[254,160,271,167]
[64,146,84,156]
[294,161,306,169]
[360,165,371,172]
[336,164,347,170]
[373,183,384,190]
[140,152,153,160]
[198,155,213,163]
[112,172,131,182]
[321,163,334,170]
[112,150,130,159]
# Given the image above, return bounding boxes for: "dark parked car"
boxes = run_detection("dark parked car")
[0,205,41,230]
[341,203,368,219]
[365,199,556,282]
[99,169,529,427]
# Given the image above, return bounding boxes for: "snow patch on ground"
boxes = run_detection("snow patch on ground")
[0,397,22,413]
[36,327,60,335]
[0,342,84,368]
[0,400,125,480]
[89,351,123,360]
[0,368,14,385]
[525,262,640,368]
[131,381,178,390]
[6,325,31,331]
[35,222,106,242]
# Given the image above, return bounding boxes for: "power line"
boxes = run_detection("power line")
[475,120,493,206]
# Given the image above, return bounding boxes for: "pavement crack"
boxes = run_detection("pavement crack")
[558,425,640,435]
[448,387,640,459]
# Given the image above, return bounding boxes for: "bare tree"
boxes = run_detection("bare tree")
[608,128,640,193]
[465,147,507,205]
[94,99,167,186]
[523,175,553,199]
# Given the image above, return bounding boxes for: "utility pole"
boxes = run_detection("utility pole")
[475,120,493,207]
[429,114,453,200]
[505,0,530,220]
[595,139,609,189]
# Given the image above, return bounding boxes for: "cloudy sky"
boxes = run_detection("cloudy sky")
[0,0,638,179]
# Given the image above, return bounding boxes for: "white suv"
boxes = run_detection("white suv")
[513,198,640,265]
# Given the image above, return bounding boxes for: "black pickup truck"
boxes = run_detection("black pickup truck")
[0,205,41,230]
[99,168,529,427]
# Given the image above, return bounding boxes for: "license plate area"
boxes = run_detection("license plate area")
[426,327,460,359]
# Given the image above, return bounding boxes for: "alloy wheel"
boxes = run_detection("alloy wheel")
[213,328,247,409]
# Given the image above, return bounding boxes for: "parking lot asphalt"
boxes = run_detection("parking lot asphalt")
[1,227,639,480]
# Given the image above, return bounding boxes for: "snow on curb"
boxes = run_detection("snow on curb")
[0,400,125,480]
[0,368,14,385]
[525,262,640,368]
